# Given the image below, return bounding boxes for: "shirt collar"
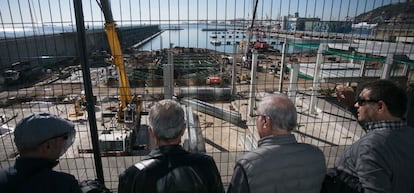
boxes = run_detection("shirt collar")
[363,120,407,132]
[258,134,297,147]
[15,157,58,174]
[148,144,187,158]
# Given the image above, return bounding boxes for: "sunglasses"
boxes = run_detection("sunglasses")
[355,97,379,106]
[252,114,268,120]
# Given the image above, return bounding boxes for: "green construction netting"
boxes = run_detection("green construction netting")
[288,43,320,49]
[288,43,414,67]
[395,59,414,67]
[325,49,386,62]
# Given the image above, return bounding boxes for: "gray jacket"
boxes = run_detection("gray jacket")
[227,134,326,193]
[336,120,414,193]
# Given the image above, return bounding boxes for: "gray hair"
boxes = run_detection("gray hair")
[257,94,297,131]
[148,99,185,140]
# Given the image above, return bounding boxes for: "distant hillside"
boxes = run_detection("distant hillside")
[355,1,414,23]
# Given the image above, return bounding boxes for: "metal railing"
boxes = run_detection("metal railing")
[1,0,413,190]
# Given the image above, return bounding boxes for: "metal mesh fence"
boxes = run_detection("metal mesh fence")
[1,0,413,191]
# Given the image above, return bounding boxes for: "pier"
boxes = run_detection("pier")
[0,25,161,68]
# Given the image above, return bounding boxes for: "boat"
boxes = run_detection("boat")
[201,28,227,31]
[164,26,184,30]
[210,34,217,38]
[210,40,221,46]
[2,70,20,84]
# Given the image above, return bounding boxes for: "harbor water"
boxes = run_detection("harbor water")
[1,23,318,54]
[139,24,290,54]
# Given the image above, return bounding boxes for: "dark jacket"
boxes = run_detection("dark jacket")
[118,145,225,193]
[227,134,326,193]
[0,157,82,193]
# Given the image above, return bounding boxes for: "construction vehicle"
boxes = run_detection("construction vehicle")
[253,41,269,50]
[68,96,85,117]
[81,0,146,156]
[236,73,250,84]
[78,0,202,156]
[206,76,222,85]
[97,127,132,156]
[98,0,142,124]
[2,70,20,84]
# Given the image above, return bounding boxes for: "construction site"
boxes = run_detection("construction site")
[1,0,414,191]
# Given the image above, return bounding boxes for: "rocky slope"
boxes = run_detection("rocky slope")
[355,1,414,23]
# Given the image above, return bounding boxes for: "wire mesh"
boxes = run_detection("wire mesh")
[1,0,413,191]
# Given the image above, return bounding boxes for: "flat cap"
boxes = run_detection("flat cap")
[14,112,75,151]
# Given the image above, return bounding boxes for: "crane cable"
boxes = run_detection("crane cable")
[244,0,259,58]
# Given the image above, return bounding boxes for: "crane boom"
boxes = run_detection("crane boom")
[99,0,131,109]
[98,0,141,124]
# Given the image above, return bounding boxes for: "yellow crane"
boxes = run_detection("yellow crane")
[98,0,141,124]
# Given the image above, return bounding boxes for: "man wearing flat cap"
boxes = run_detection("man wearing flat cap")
[0,112,82,193]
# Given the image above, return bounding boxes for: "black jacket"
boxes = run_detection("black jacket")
[118,145,225,193]
[0,157,82,193]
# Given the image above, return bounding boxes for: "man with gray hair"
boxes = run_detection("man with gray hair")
[227,94,326,193]
[118,99,224,193]
[0,112,82,193]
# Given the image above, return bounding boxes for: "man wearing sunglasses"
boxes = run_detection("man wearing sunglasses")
[0,112,82,193]
[331,80,414,193]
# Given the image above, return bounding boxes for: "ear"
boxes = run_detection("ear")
[37,141,52,154]
[178,124,186,137]
[264,116,271,127]
[148,127,158,142]
[377,100,387,113]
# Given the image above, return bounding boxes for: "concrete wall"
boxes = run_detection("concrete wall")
[0,25,160,69]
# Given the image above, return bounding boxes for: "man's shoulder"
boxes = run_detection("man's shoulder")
[256,141,323,154]
[297,143,325,154]
[132,158,161,171]
[0,168,80,193]
[357,129,390,145]
[357,124,414,147]
[296,143,326,163]
[238,142,324,163]
[0,166,13,176]
[0,167,13,188]
[39,170,79,185]
[184,152,214,161]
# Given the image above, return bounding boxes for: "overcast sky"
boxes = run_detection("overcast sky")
[0,0,406,26]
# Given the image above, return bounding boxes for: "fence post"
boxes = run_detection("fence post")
[310,43,327,114]
[279,40,287,93]
[164,43,174,99]
[73,0,105,185]
[248,50,258,117]
[231,44,237,96]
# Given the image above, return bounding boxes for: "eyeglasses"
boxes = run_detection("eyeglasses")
[252,114,267,119]
[355,97,379,106]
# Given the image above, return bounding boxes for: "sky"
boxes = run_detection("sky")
[0,0,406,27]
